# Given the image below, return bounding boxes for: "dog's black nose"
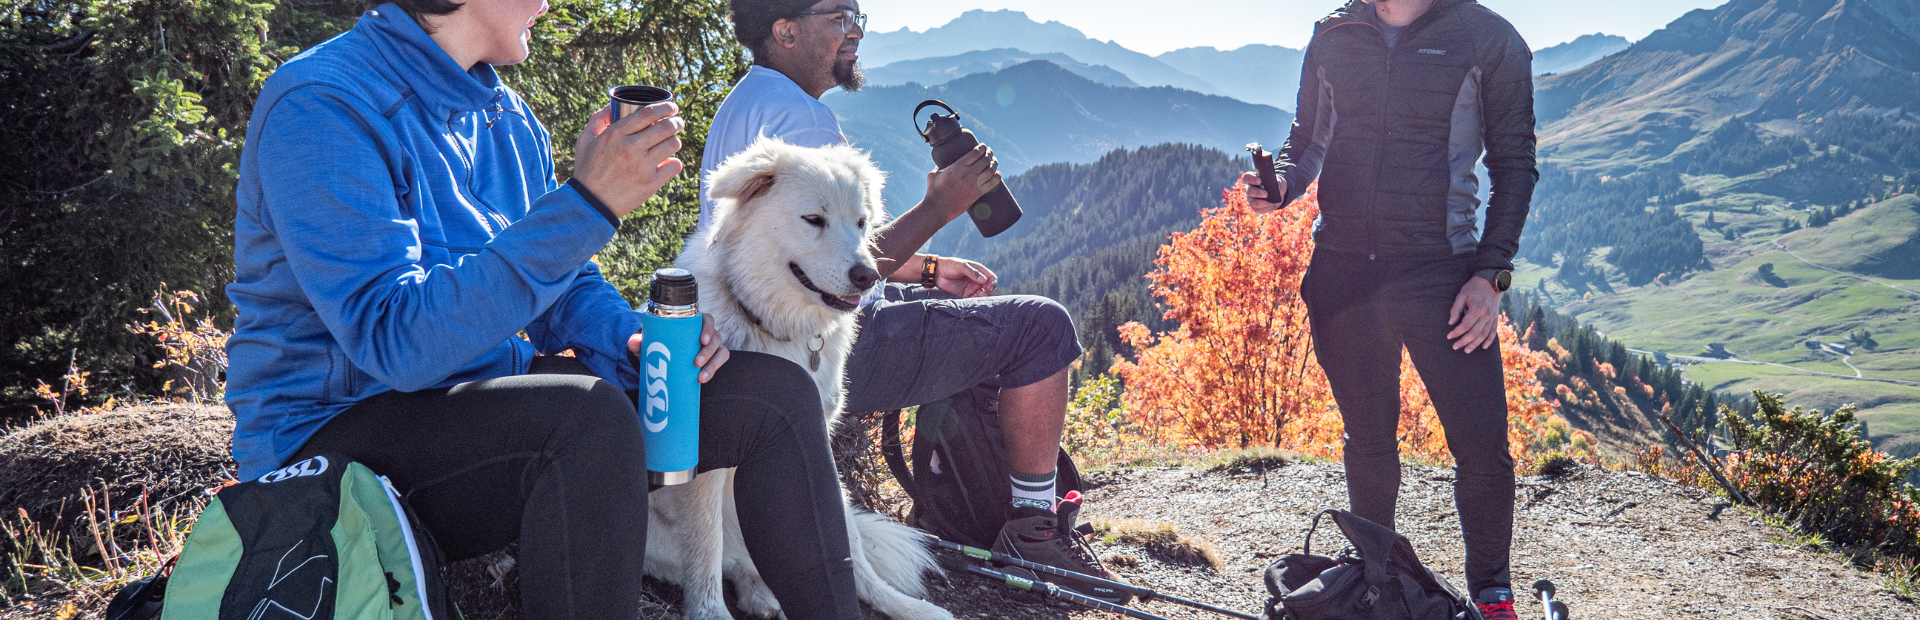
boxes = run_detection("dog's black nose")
[848,264,881,290]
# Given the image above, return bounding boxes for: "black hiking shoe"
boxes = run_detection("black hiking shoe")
[991,491,1133,605]
[1476,588,1518,620]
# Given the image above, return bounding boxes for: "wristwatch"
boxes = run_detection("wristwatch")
[921,255,940,289]
[1476,269,1513,293]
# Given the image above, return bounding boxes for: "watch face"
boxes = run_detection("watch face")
[1495,270,1513,292]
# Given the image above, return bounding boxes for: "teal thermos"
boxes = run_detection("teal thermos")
[638,268,701,485]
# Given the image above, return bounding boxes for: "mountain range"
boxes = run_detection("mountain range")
[823,60,1291,245]
[863,48,1138,88]
[1536,0,1920,164]
[859,10,1632,114]
[1520,0,1920,453]
[859,10,1223,96]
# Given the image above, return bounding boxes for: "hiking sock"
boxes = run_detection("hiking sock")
[1009,469,1057,512]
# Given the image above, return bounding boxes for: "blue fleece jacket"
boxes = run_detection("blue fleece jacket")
[225,5,643,479]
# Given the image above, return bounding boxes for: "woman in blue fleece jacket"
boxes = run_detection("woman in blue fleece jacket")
[225,2,862,617]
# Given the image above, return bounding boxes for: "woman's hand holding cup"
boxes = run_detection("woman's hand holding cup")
[574,98,685,218]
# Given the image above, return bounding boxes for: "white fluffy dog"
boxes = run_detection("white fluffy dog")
[645,137,952,620]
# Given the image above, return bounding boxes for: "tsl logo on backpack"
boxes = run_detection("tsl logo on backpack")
[258,456,330,483]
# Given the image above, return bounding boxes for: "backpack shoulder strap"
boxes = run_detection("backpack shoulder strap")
[880,410,916,499]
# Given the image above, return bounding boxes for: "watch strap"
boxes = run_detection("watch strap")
[921,255,940,289]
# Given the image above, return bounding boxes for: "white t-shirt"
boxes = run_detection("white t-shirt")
[699,65,847,229]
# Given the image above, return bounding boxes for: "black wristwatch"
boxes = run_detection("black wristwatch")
[1476,269,1513,293]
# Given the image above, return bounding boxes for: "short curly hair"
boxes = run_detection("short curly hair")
[729,0,823,55]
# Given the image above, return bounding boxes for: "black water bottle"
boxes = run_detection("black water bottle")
[916,100,1022,238]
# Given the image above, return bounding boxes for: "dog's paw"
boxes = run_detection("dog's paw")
[733,581,782,618]
[678,596,734,620]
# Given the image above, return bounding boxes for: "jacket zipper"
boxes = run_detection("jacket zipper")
[447,110,510,237]
[1369,30,1392,261]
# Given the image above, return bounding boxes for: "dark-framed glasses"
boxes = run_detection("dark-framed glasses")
[795,9,866,33]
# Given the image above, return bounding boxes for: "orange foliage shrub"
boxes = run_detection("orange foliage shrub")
[1112,184,1579,467]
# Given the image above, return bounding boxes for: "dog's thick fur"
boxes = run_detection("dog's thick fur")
[645,137,952,620]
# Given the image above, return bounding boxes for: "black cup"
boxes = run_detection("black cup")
[609,85,673,123]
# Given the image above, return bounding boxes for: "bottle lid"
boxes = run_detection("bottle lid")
[649,268,698,306]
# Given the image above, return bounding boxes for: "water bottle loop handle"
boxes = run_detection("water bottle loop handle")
[913,100,958,142]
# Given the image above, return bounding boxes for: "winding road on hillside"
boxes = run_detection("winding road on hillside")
[1772,238,1920,299]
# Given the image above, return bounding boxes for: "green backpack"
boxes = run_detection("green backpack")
[108,453,457,620]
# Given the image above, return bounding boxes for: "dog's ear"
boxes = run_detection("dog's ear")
[708,143,780,208]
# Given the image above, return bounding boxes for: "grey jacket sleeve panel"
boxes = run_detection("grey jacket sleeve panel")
[1277,41,1332,206]
[1471,15,1538,273]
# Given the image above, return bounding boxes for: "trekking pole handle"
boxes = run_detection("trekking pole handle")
[931,535,1262,620]
[955,563,1173,620]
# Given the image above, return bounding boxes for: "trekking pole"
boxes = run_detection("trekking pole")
[928,535,1262,620]
[952,561,1173,620]
[1532,579,1569,620]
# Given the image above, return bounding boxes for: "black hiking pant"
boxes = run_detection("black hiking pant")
[1300,249,1514,594]
[291,352,861,620]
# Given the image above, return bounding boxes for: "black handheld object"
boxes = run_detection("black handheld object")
[916,100,1021,237]
[1245,143,1284,207]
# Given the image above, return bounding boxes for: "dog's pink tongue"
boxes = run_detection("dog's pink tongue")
[837,294,864,307]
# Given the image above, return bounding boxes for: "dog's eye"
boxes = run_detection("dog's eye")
[801,214,826,229]
[857,218,867,229]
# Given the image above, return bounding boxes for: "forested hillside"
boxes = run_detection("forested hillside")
[930,144,1248,379]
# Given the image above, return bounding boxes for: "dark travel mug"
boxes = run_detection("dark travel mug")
[609,85,674,122]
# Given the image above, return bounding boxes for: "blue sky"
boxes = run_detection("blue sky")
[858,0,1733,54]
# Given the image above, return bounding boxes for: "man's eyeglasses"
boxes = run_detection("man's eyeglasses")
[794,9,866,34]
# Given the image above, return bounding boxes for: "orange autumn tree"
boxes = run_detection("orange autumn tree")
[1112,183,1580,466]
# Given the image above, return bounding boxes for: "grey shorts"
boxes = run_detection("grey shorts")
[842,283,1083,413]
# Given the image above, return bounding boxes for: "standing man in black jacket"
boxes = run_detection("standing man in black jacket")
[1242,1,1536,618]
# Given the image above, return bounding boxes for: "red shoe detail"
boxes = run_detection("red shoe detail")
[1057,490,1083,513]
[1477,599,1519,620]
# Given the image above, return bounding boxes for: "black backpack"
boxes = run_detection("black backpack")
[880,383,1083,548]
[1264,510,1480,620]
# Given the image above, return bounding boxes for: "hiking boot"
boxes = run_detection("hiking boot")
[991,491,1133,605]
[1476,588,1518,620]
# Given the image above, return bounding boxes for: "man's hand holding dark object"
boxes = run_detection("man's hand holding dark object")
[1447,277,1502,352]
[574,102,686,217]
[926,143,999,221]
[1238,170,1290,214]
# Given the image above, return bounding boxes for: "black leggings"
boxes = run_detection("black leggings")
[291,352,861,620]
[1300,250,1514,594]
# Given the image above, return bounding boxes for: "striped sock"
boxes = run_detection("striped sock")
[1010,469,1057,512]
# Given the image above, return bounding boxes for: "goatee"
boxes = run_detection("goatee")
[835,59,865,93]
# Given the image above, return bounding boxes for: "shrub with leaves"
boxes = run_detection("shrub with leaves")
[1111,183,1577,467]
[1723,392,1920,562]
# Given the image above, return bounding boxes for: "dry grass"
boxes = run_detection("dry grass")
[1,404,234,614]
[1087,519,1222,571]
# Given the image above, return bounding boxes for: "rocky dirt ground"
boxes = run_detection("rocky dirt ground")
[4,406,1918,619]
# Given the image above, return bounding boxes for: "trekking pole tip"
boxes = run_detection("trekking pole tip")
[1531,578,1555,598]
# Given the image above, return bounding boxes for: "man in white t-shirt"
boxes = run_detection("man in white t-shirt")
[702,0,1128,604]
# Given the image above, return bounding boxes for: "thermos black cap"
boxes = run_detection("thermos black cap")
[649,268,698,306]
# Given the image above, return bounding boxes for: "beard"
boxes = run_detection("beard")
[834,57,865,92]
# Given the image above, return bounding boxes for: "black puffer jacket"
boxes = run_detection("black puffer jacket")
[1276,0,1537,273]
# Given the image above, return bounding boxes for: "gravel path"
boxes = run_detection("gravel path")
[908,460,1918,620]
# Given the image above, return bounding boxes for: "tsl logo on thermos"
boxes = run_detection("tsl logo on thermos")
[643,341,672,433]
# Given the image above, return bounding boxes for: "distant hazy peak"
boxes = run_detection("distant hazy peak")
[1532,33,1631,75]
